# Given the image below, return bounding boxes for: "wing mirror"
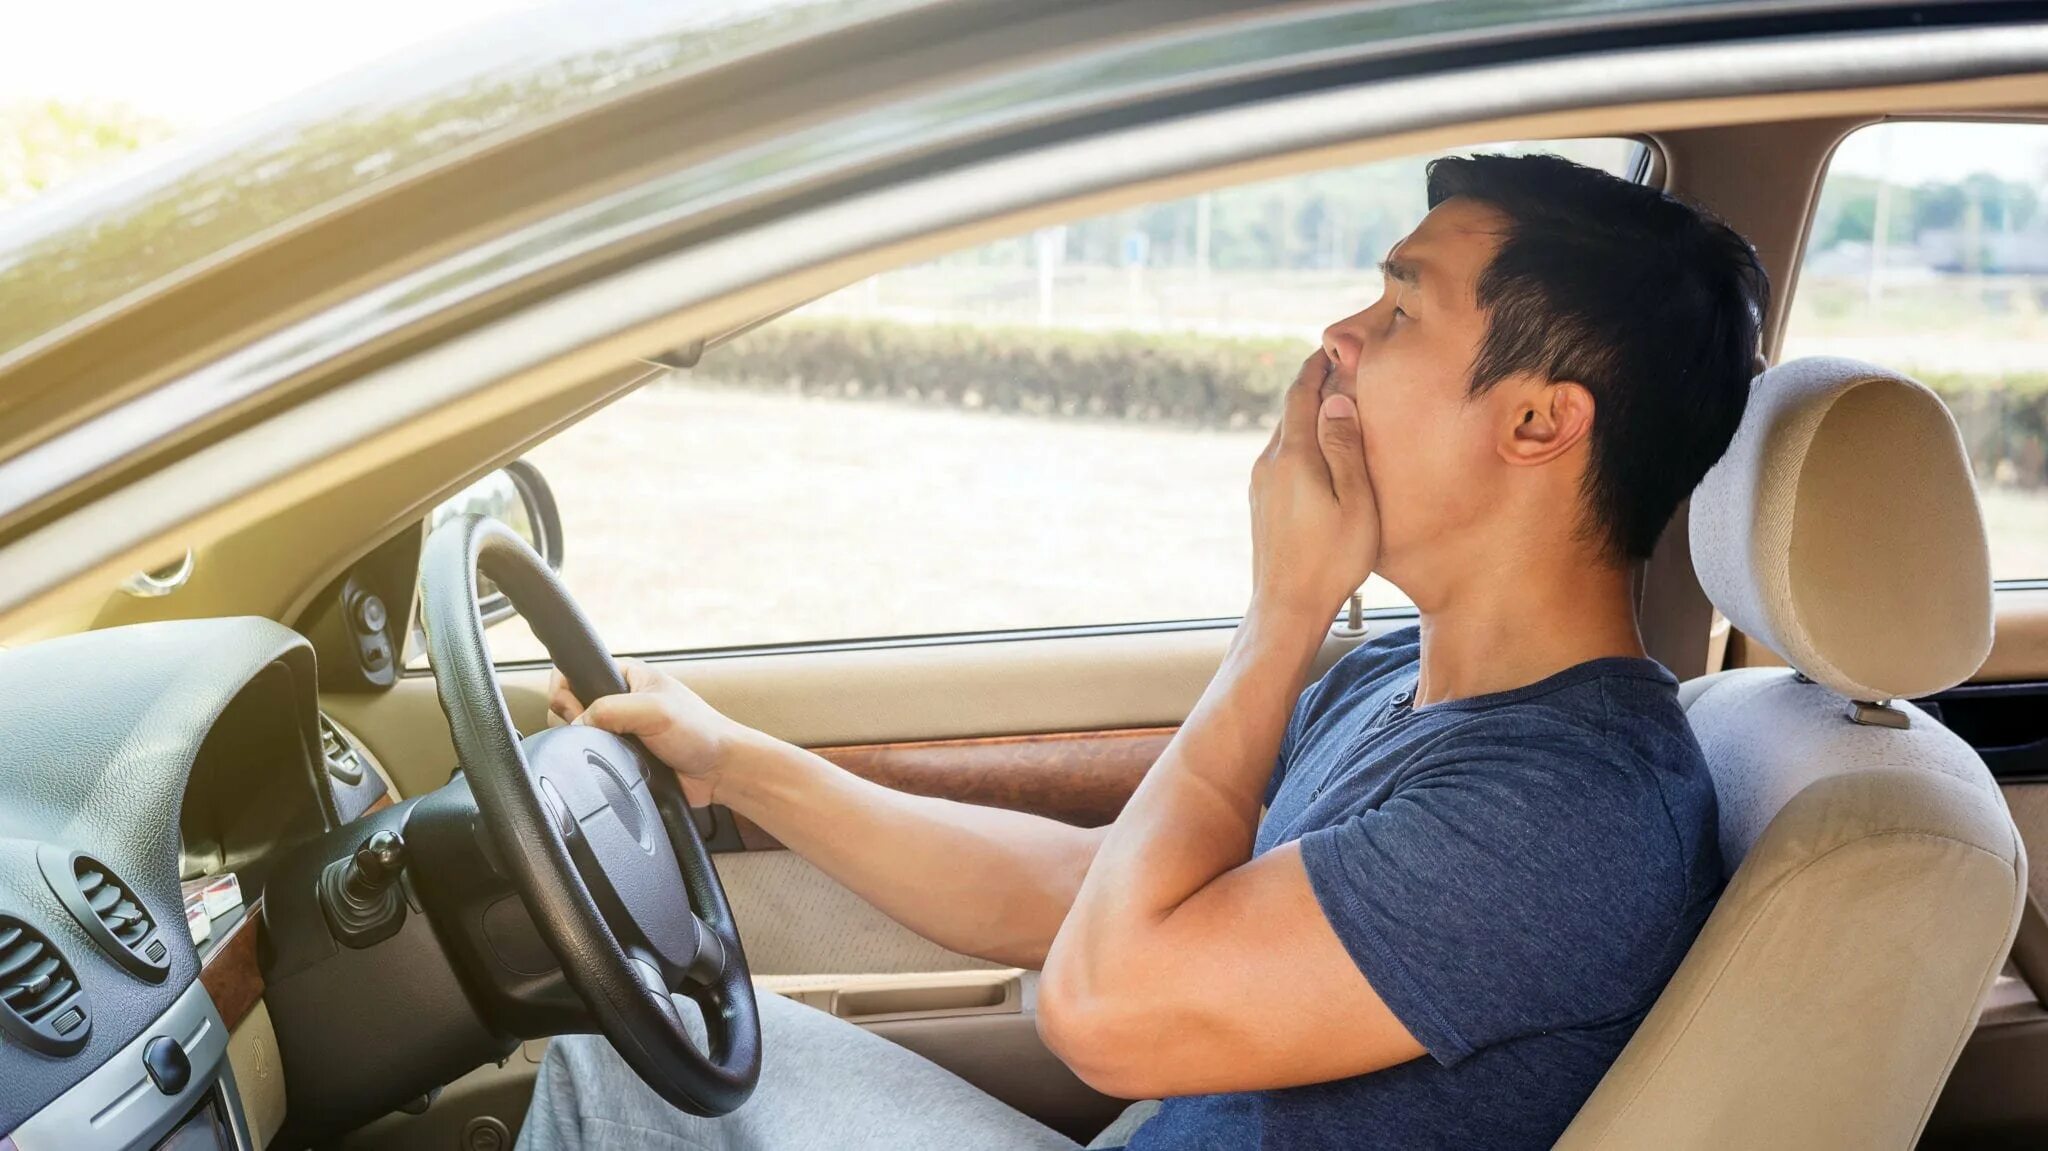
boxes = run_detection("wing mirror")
[423,459,563,628]
[317,460,564,690]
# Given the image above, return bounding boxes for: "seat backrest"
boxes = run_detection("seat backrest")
[1559,357,2024,1150]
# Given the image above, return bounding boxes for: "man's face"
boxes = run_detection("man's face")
[1318,197,1514,590]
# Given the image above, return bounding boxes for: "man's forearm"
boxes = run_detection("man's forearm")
[713,734,1106,969]
[1045,606,1324,995]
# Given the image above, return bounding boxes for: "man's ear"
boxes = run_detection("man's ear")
[1499,380,1594,467]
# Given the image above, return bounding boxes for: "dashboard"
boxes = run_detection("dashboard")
[0,617,384,1148]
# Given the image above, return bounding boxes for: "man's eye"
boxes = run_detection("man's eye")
[1391,305,1410,322]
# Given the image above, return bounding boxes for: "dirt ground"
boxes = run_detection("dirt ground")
[490,380,1379,661]
[483,378,2048,664]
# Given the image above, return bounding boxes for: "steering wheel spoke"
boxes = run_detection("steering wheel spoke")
[681,911,731,988]
[420,513,761,1117]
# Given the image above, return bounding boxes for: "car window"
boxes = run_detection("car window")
[482,138,1647,662]
[1787,121,2048,583]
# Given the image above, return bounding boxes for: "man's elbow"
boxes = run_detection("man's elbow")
[1036,964,1157,1100]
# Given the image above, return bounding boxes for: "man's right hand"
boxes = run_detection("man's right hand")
[547,664,1107,970]
[1247,350,1380,625]
[546,658,753,806]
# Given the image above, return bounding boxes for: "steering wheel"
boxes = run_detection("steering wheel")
[418,513,760,1116]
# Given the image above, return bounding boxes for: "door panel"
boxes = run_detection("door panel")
[1915,590,2048,1147]
[329,624,1314,799]
[1972,589,2048,684]
[701,728,1176,974]
[717,851,999,976]
[727,728,1174,852]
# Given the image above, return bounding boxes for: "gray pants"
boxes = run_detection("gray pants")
[516,990,1158,1150]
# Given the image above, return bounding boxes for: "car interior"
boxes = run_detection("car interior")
[5,15,2048,1151]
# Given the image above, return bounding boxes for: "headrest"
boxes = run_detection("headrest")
[1690,357,1993,701]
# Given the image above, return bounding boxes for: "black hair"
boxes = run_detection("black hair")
[1425,152,1769,562]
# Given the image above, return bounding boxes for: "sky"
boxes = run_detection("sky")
[1829,120,2048,185]
[0,0,547,130]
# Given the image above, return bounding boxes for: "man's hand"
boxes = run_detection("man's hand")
[1039,360,1420,1096]
[1249,351,1380,622]
[547,661,1106,969]
[546,658,752,806]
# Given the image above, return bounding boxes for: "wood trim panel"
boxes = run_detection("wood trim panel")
[731,727,1174,851]
[199,898,264,1032]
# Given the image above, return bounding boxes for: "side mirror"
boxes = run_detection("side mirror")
[424,459,563,628]
[317,460,565,691]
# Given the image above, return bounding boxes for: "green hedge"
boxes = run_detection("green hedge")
[1922,374,2048,489]
[702,318,1302,428]
[702,318,2048,486]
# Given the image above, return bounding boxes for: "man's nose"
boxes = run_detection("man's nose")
[1323,322,1364,375]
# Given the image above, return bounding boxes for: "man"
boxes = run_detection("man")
[518,152,1768,1150]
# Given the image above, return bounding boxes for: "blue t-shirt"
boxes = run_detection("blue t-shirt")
[1126,626,1723,1151]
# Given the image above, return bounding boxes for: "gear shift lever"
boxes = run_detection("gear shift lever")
[320,829,408,947]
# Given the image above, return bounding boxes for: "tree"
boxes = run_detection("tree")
[0,101,174,207]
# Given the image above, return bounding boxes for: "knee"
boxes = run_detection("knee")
[538,1032,630,1086]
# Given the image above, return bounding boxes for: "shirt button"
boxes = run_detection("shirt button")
[1392,691,1410,705]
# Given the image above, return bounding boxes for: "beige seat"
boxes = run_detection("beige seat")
[1558,357,2025,1150]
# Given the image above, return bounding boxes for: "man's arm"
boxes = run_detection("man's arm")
[712,734,1107,969]
[1037,355,1425,1099]
[551,666,1105,969]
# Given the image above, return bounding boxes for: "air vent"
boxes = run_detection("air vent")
[0,917,91,1056]
[320,713,366,786]
[38,847,170,984]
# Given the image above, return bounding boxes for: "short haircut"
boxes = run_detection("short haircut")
[1426,152,1769,562]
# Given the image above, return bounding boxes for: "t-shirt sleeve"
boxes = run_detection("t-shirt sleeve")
[1297,720,1680,1066]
